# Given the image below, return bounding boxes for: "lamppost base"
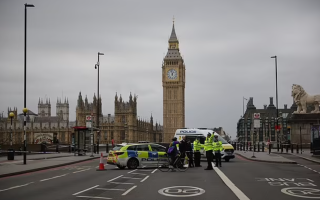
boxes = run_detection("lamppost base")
[90,154,94,157]
[251,155,256,158]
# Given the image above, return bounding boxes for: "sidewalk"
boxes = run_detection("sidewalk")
[0,152,73,163]
[0,153,100,178]
[271,149,320,164]
[235,150,297,164]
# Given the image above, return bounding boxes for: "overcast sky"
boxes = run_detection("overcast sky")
[1,0,319,138]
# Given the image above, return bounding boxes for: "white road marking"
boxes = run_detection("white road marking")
[109,182,134,185]
[131,173,147,175]
[73,168,91,173]
[140,176,149,182]
[212,162,250,200]
[313,170,318,172]
[151,169,158,174]
[96,188,125,191]
[40,174,68,182]
[121,177,142,179]
[139,169,152,171]
[0,182,34,192]
[76,196,111,199]
[128,169,137,174]
[73,185,99,195]
[122,185,137,196]
[304,166,308,168]
[107,175,123,182]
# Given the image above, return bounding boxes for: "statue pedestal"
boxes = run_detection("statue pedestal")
[288,113,320,151]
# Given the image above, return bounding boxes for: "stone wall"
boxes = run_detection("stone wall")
[288,113,320,147]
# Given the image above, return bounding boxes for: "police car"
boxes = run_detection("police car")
[107,143,168,169]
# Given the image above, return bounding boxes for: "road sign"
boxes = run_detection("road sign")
[86,115,92,128]
[254,119,260,128]
[254,113,260,119]
[86,115,92,121]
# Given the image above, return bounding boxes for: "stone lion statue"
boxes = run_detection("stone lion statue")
[291,84,320,114]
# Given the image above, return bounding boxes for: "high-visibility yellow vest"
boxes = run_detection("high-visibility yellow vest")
[193,140,201,151]
[213,140,223,152]
[204,135,214,151]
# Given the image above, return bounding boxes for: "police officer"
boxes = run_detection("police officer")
[213,134,223,167]
[204,132,214,170]
[193,137,202,167]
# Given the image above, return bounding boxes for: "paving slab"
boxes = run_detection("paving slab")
[235,151,297,164]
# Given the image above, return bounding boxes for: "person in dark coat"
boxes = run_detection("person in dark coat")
[179,136,187,164]
[186,139,194,167]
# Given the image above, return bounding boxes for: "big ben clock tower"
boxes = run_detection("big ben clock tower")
[162,21,186,143]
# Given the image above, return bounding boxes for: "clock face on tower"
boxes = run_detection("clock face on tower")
[167,69,178,80]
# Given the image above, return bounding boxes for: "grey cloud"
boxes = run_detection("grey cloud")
[1,0,320,138]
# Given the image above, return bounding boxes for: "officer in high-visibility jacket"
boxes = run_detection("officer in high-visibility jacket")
[213,134,223,167]
[204,132,214,170]
[193,137,202,167]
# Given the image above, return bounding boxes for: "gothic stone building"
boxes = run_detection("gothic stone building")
[76,92,163,144]
[0,98,72,147]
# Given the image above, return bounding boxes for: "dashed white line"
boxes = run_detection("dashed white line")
[40,174,68,182]
[151,169,158,174]
[76,196,111,199]
[128,169,137,174]
[131,173,147,175]
[0,182,34,192]
[107,175,123,182]
[121,177,142,179]
[122,185,137,196]
[109,182,134,185]
[212,162,250,200]
[73,185,99,195]
[73,168,91,173]
[140,176,149,182]
[96,188,125,191]
[313,170,318,172]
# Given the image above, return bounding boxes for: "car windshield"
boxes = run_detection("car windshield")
[112,145,124,151]
[216,135,229,144]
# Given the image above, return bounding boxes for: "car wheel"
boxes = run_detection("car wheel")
[117,165,126,169]
[127,158,139,169]
[225,158,230,162]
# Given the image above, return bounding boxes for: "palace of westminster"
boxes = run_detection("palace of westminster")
[0,22,187,145]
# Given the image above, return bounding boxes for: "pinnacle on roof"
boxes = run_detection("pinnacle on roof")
[169,23,178,43]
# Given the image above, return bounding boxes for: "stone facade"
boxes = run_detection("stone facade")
[237,96,320,146]
[76,92,163,144]
[0,98,72,146]
[162,23,186,143]
[236,97,295,144]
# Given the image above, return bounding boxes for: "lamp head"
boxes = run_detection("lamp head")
[22,108,28,114]
[9,112,15,118]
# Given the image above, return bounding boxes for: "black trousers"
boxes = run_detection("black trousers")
[187,152,194,167]
[206,150,213,169]
[194,151,201,166]
[215,152,222,166]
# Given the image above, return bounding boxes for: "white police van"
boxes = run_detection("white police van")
[174,128,235,162]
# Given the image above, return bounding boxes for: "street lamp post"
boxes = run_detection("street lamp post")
[271,56,279,150]
[9,112,15,147]
[24,3,35,165]
[95,52,104,153]
[124,123,127,143]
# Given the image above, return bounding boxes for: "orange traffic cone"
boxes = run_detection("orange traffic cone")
[97,153,106,171]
